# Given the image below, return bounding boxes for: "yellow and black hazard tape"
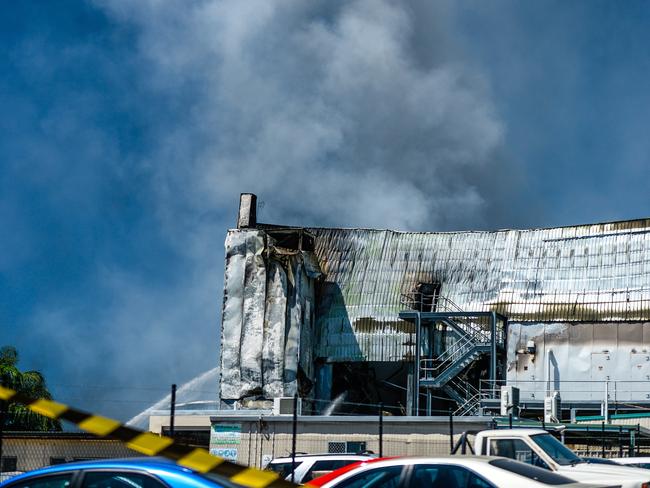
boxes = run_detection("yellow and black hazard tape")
[0,386,298,488]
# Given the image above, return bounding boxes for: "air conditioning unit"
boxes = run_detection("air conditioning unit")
[500,386,520,416]
[544,391,561,423]
[273,397,302,415]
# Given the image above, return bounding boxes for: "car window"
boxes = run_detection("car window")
[530,434,582,466]
[488,459,574,485]
[302,460,358,482]
[267,461,304,479]
[7,474,74,488]
[409,465,494,488]
[335,465,403,488]
[81,472,166,488]
[490,438,550,469]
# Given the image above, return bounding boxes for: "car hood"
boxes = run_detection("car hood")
[559,462,650,481]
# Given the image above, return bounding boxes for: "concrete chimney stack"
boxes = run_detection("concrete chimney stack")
[237,193,257,229]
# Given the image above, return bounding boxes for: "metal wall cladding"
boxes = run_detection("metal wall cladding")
[508,322,650,403]
[220,229,319,400]
[309,219,650,362]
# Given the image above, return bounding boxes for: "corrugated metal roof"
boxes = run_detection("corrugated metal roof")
[309,219,650,361]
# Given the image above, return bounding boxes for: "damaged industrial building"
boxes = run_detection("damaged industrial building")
[219,193,650,420]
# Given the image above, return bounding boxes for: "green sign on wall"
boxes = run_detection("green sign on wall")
[210,423,241,445]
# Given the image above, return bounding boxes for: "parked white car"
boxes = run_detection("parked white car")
[306,456,615,488]
[474,428,650,487]
[611,457,650,470]
[266,453,374,484]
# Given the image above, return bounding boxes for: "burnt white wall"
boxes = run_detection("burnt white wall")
[220,229,320,401]
[507,322,650,403]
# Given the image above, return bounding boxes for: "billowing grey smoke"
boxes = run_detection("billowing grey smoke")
[99,0,505,231]
[15,0,512,422]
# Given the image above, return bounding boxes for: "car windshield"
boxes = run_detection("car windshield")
[530,433,582,466]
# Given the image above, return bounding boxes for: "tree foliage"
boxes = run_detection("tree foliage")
[0,346,62,431]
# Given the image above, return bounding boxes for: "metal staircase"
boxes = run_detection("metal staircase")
[447,378,482,416]
[400,295,507,416]
[420,345,491,388]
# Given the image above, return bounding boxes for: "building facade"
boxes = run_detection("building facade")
[219,194,650,418]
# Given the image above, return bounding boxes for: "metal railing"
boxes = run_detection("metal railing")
[419,336,477,377]
[480,379,650,405]
[445,379,481,416]
[435,297,494,343]
[401,293,504,344]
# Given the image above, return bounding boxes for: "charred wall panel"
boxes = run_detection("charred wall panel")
[309,220,650,363]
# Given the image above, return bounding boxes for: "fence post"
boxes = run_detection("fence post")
[170,384,176,438]
[291,394,298,483]
[508,413,513,429]
[637,424,641,457]
[378,402,384,458]
[601,422,605,458]
[449,408,454,454]
[619,425,623,457]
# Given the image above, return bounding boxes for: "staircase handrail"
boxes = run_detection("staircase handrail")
[436,297,493,343]
[400,293,505,345]
[447,377,481,416]
[420,334,475,376]
[453,392,481,416]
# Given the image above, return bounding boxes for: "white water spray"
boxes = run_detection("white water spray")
[323,392,347,416]
[126,367,220,429]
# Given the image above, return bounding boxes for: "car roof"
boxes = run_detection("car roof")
[306,456,506,486]
[270,454,372,462]
[304,457,393,486]
[2,458,191,484]
[480,428,549,437]
[611,457,650,463]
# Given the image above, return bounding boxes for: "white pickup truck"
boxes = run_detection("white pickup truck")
[473,429,650,488]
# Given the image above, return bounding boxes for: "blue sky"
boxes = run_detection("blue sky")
[1,0,649,421]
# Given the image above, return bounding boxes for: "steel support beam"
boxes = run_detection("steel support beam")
[490,311,497,399]
[414,312,421,416]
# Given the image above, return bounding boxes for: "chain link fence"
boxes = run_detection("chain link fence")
[4,401,650,482]
[0,432,138,479]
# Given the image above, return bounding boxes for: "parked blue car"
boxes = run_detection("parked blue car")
[0,458,245,488]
